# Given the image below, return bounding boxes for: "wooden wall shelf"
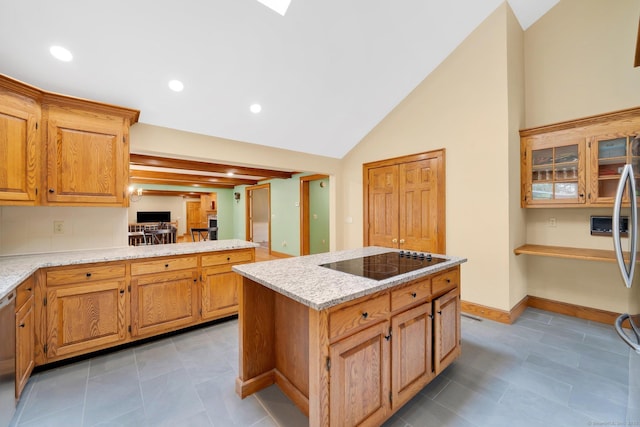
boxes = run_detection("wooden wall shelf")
[514,244,638,263]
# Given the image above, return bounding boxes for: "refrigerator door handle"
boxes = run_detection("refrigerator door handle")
[613,164,637,289]
[615,314,640,354]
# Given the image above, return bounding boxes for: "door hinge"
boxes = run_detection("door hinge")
[43,297,47,306]
[588,141,591,148]
[128,285,131,292]
[123,136,126,143]
[199,308,202,315]
[35,188,38,196]
[389,391,392,404]
[35,122,38,130]
[128,325,131,333]
[44,344,48,354]
[326,357,331,371]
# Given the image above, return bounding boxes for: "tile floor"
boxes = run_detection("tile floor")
[9,307,635,427]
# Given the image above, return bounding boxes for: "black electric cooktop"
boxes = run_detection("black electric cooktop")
[320,251,447,281]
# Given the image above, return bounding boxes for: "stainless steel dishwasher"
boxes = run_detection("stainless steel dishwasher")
[0,291,16,427]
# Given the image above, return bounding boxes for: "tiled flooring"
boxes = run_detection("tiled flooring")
[9,307,635,427]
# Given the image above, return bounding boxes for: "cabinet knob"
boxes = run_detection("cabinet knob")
[48,188,55,193]
[361,312,369,319]
[384,334,391,341]
[428,313,434,319]
[437,310,442,315]
[227,257,231,261]
[26,288,32,292]
[119,289,125,295]
[19,323,25,328]
[446,278,451,283]
[411,292,417,298]
[86,273,92,278]
[165,264,169,268]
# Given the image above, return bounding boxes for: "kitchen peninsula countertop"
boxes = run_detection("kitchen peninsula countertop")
[0,239,259,300]
[233,246,467,310]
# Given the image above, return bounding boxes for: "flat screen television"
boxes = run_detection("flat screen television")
[137,211,171,223]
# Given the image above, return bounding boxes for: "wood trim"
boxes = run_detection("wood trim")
[514,244,638,263]
[300,175,329,256]
[519,106,640,137]
[274,369,310,417]
[635,16,640,68]
[235,370,275,399]
[129,169,255,187]
[269,250,294,258]
[463,295,629,327]
[527,296,628,326]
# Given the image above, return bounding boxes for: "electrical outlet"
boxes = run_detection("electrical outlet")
[53,220,65,234]
[548,217,557,228]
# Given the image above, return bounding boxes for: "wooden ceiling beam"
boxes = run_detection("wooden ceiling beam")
[130,154,295,180]
[129,169,257,187]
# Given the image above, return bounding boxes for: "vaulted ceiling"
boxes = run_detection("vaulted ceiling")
[0,0,559,165]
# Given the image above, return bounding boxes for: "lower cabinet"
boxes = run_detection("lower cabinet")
[329,321,391,427]
[15,277,34,399]
[201,249,253,320]
[130,256,199,337]
[434,287,461,374]
[391,302,434,409]
[45,279,127,358]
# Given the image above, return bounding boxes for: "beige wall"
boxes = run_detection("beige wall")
[339,4,520,311]
[522,0,640,313]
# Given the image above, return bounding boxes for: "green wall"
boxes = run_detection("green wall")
[309,177,330,254]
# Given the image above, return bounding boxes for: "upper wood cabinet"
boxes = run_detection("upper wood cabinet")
[0,79,41,205]
[364,150,446,253]
[0,74,139,207]
[520,107,640,208]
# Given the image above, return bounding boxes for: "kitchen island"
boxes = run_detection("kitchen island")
[233,246,466,427]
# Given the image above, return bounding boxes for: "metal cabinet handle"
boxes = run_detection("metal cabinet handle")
[411,292,417,298]
[48,188,55,193]
[361,312,369,319]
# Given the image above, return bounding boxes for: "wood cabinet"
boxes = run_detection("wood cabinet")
[0,78,40,205]
[201,249,254,320]
[15,276,34,399]
[329,321,390,427]
[44,263,127,359]
[130,256,199,337]
[364,150,445,253]
[237,264,462,427]
[520,107,640,208]
[0,74,139,207]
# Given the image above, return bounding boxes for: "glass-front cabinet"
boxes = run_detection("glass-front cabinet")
[522,137,586,206]
[590,133,640,204]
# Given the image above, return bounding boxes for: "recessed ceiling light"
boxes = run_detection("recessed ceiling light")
[168,80,184,92]
[256,0,291,16]
[227,172,234,177]
[50,45,73,62]
[250,104,262,114]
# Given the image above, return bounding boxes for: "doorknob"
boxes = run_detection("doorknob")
[399,239,405,244]
[392,238,398,244]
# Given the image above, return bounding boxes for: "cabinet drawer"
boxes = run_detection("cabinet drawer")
[131,256,198,276]
[16,276,34,309]
[201,250,253,267]
[47,264,125,286]
[432,268,459,295]
[329,293,389,340]
[391,278,431,311]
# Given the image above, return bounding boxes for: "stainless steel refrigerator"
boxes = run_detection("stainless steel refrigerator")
[612,164,640,422]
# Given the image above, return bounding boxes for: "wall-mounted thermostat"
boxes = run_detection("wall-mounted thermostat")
[590,216,628,237]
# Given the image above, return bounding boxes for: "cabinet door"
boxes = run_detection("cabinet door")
[45,106,126,205]
[15,297,34,398]
[367,165,399,248]
[329,321,390,427]
[589,133,640,204]
[131,270,199,337]
[398,156,444,253]
[434,287,461,374]
[391,303,433,409]
[0,90,39,203]
[524,138,585,206]
[201,265,240,320]
[46,280,127,358]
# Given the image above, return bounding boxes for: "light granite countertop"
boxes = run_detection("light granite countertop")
[0,239,259,301]
[233,246,467,310]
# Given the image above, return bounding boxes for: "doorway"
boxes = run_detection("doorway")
[245,184,271,250]
[186,200,201,241]
[300,174,330,255]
